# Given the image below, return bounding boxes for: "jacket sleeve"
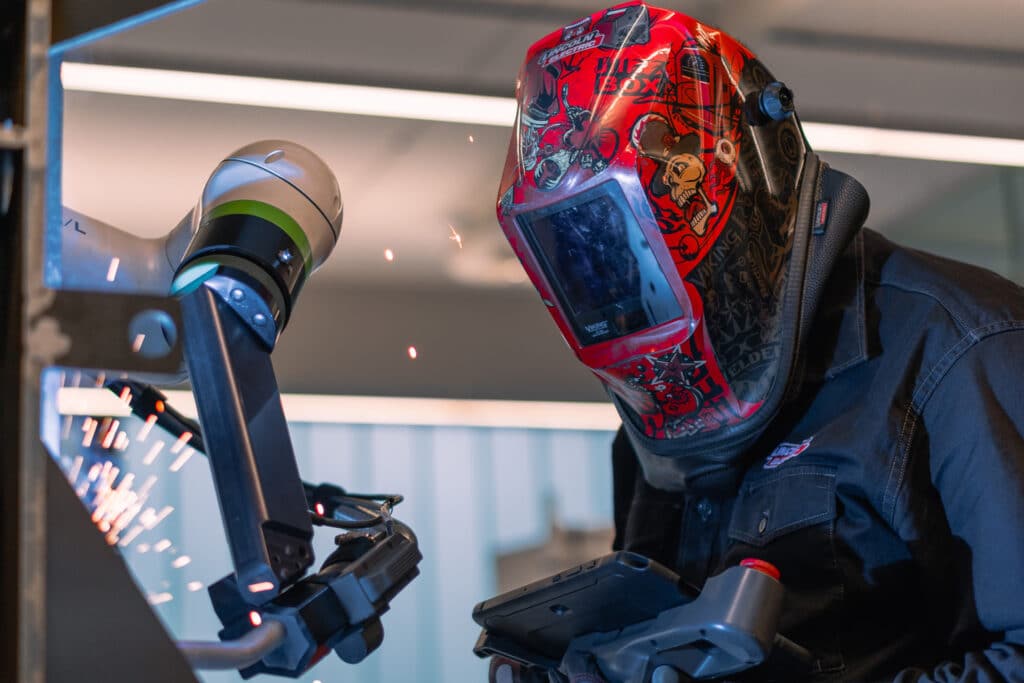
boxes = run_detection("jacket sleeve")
[888,330,1024,682]
[611,426,637,552]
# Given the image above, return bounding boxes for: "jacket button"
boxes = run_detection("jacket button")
[758,516,768,534]
[696,499,712,521]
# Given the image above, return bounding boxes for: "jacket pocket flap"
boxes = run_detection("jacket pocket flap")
[728,466,837,547]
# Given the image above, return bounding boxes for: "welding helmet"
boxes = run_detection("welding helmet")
[497,2,867,491]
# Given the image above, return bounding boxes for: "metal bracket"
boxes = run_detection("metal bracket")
[33,289,184,374]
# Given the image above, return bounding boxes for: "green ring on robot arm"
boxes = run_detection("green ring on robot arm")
[204,199,315,275]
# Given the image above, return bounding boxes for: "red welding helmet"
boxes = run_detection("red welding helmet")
[497,2,848,491]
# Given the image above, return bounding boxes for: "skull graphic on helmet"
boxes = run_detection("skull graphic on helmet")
[632,113,719,236]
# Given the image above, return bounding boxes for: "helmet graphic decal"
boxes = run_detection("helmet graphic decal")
[498,2,807,446]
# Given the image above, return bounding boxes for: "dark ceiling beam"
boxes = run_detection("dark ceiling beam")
[771,28,1024,68]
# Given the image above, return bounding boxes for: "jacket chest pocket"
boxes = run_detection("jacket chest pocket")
[726,465,845,675]
[729,466,837,547]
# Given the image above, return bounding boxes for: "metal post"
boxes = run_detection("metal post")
[14,1,51,681]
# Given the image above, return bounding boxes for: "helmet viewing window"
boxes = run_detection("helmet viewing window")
[517,181,682,346]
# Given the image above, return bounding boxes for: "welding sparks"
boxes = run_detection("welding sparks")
[82,419,98,448]
[248,581,275,593]
[119,525,145,547]
[137,476,158,499]
[467,134,475,143]
[384,248,395,262]
[138,414,158,442]
[148,592,173,605]
[119,386,132,403]
[187,581,204,592]
[143,440,165,465]
[100,419,120,449]
[87,463,101,482]
[314,502,325,516]
[169,447,195,472]
[62,415,73,440]
[169,431,193,454]
[94,372,106,387]
[172,555,192,569]
[67,455,83,485]
[153,538,172,553]
[106,257,120,282]
[131,333,146,353]
[407,346,418,360]
[140,506,174,531]
[113,431,129,451]
[249,611,263,627]
[448,224,464,248]
[137,543,151,553]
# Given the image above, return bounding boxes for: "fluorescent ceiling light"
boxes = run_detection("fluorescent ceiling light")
[61,62,1024,167]
[57,388,620,431]
[60,62,516,127]
[800,122,1024,167]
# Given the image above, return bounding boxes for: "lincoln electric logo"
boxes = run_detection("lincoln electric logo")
[539,23,605,67]
[764,437,814,469]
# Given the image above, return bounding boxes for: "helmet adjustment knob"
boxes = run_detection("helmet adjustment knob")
[748,81,795,125]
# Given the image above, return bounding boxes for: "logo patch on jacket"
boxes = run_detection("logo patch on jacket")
[764,437,814,469]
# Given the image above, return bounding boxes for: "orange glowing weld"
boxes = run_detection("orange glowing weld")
[248,582,275,593]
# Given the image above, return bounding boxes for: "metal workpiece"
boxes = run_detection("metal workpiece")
[181,285,315,603]
[41,289,183,374]
[574,566,785,682]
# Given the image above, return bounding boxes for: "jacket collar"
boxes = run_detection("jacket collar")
[804,229,870,382]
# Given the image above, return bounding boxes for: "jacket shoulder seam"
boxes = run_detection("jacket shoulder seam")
[866,278,975,335]
[883,322,1024,526]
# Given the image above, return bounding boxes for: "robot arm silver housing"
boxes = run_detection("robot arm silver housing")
[58,139,343,338]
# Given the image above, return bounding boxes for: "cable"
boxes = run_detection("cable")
[107,379,405,530]
[309,493,404,530]
[178,620,286,670]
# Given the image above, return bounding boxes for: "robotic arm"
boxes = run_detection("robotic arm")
[60,141,420,677]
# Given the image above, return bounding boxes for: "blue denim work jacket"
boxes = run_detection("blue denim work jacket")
[612,228,1024,682]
